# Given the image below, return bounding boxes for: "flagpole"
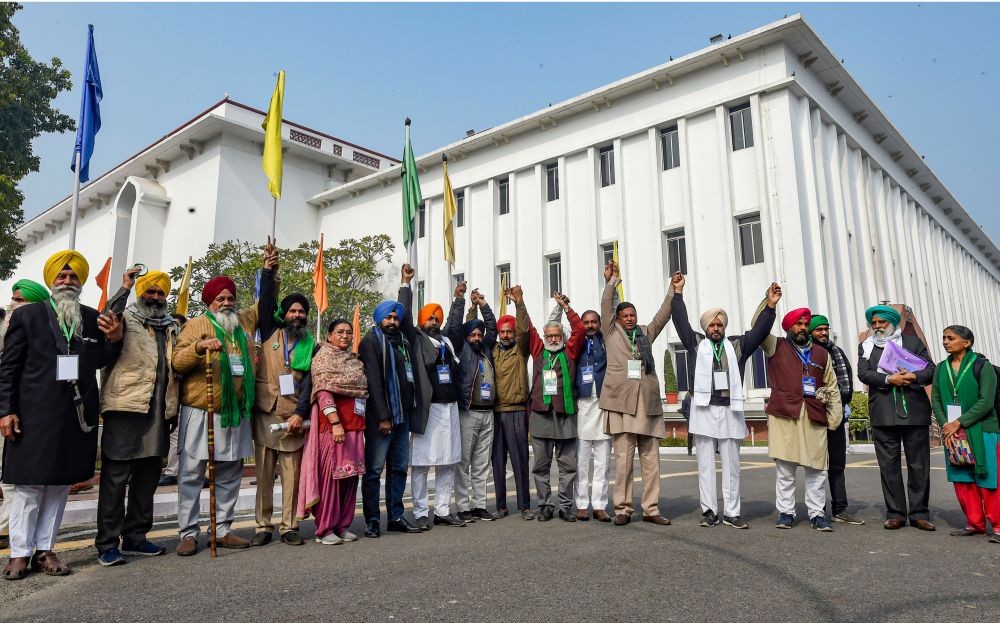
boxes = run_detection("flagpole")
[68,152,82,250]
[271,196,277,241]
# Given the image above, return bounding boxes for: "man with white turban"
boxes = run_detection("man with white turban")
[669,272,780,529]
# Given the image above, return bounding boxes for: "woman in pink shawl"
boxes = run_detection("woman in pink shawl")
[297,319,367,544]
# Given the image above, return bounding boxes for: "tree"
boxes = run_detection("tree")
[168,235,395,333]
[0,3,76,279]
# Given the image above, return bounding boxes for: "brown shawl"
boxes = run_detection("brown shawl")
[310,341,368,401]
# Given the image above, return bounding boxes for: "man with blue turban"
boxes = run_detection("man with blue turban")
[357,272,422,538]
[857,304,936,532]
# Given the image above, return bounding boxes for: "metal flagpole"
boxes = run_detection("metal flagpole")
[68,152,83,250]
[271,196,277,241]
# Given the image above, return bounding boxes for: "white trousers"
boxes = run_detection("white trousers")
[411,465,454,518]
[695,436,742,517]
[0,483,12,537]
[575,439,611,511]
[774,459,827,519]
[8,485,70,557]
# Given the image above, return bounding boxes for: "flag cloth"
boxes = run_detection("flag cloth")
[176,256,193,316]
[352,302,361,354]
[71,24,103,183]
[261,70,285,199]
[401,120,422,262]
[612,240,625,301]
[313,234,328,316]
[95,257,111,311]
[442,158,457,265]
[499,272,508,318]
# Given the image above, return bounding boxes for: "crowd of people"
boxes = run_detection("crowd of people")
[0,241,997,581]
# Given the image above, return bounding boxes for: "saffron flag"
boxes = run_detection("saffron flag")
[612,240,624,302]
[352,302,361,354]
[71,25,103,183]
[401,119,422,268]
[261,70,285,199]
[175,256,193,316]
[95,256,111,311]
[442,157,457,265]
[313,234,328,316]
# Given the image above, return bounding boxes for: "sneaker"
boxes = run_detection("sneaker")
[521,509,535,521]
[432,513,466,527]
[810,516,834,532]
[457,510,476,523]
[471,508,495,521]
[98,548,126,567]
[415,517,431,532]
[316,533,343,545]
[364,519,380,538]
[775,513,794,529]
[337,531,358,542]
[723,515,749,529]
[832,511,865,525]
[537,506,554,522]
[699,510,719,527]
[492,508,509,520]
[121,539,166,556]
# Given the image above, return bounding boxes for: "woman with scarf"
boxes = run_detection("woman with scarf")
[297,319,368,545]
[857,304,936,531]
[931,326,1000,541]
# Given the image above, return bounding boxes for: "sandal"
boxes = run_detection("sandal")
[3,557,30,581]
[31,550,71,576]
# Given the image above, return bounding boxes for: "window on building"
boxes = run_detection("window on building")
[547,254,562,295]
[599,146,615,187]
[417,280,426,309]
[498,178,510,215]
[452,273,465,288]
[418,202,426,238]
[664,229,687,275]
[546,163,559,202]
[751,349,769,389]
[661,126,680,170]
[497,263,511,296]
[738,214,765,266]
[456,190,465,228]
[729,103,754,151]
[601,242,615,267]
[673,346,690,393]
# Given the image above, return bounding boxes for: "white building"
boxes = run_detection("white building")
[12,14,1000,407]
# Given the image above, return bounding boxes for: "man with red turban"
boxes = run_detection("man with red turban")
[755,303,843,532]
[170,240,279,556]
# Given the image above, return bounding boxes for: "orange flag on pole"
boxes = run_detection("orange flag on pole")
[312,234,328,316]
[95,257,112,311]
[352,302,361,353]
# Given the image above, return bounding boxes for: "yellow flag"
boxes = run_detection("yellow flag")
[442,158,457,265]
[612,240,624,301]
[176,256,193,317]
[261,70,285,199]
[499,272,508,317]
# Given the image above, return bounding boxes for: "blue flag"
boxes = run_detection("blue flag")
[71,24,103,183]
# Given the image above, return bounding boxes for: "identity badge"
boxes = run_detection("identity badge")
[436,364,452,384]
[405,362,414,383]
[580,365,594,384]
[947,404,962,422]
[713,370,729,390]
[57,355,79,381]
[278,373,295,395]
[355,398,367,416]
[480,382,492,401]
[802,376,817,397]
[543,369,558,396]
[627,360,642,380]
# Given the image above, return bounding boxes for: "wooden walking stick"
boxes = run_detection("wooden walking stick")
[205,351,218,558]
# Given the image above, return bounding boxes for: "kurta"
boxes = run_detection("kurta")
[178,405,253,462]
[411,402,461,466]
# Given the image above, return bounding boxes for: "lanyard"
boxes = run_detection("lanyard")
[282,330,297,369]
[945,354,975,402]
[437,342,447,364]
[397,344,410,364]
[711,341,724,365]
[48,299,77,347]
[795,346,812,371]
[628,330,638,358]
[586,338,594,366]
[544,350,562,371]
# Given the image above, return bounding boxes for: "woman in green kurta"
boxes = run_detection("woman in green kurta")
[931,325,1000,542]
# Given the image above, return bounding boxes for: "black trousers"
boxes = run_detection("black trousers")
[826,420,848,514]
[95,456,162,552]
[492,410,532,512]
[872,425,930,522]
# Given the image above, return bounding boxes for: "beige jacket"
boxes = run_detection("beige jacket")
[252,327,308,452]
[101,310,181,419]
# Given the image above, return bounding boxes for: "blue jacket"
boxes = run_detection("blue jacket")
[574,333,607,398]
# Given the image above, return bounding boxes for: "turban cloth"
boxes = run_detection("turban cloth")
[865,305,900,327]
[202,275,236,304]
[497,315,516,331]
[463,319,485,337]
[781,307,812,332]
[43,250,89,286]
[373,300,404,324]
[418,304,443,326]
[280,293,310,316]
[12,279,50,302]
[135,270,171,296]
[808,314,830,333]
[699,308,728,333]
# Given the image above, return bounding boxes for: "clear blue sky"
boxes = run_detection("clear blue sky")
[14,2,1000,242]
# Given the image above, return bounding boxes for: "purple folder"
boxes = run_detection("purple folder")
[877,339,928,373]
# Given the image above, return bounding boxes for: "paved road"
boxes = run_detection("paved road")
[3,450,999,622]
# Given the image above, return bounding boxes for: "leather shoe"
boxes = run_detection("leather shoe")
[280,531,304,546]
[575,509,590,521]
[642,514,672,526]
[364,519,380,538]
[537,506,554,522]
[175,536,199,556]
[912,519,936,531]
[2,556,30,581]
[387,517,422,533]
[883,518,905,530]
[31,550,71,576]
[593,510,611,522]
[250,531,272,547]
[558,508,577,523]
[613,513,630,526]
[217,533,250,549]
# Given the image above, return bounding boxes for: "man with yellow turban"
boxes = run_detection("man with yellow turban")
[93,266,181,566]
[1,250,123,581]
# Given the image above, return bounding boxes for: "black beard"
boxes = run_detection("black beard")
[789,331,810,346]
[381,324,399,336]
[286,324,307,340]
[814,336,830,346]
[425,327,441,338]
[134,298,167,319]
[468,341,483,354]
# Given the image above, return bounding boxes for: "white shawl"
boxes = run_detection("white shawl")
[861,325,903,369]
[693,338,745,412]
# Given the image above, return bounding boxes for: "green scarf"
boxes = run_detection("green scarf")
[206,311,255,428]
[287,330,315,372]
[542,350,575,415]
[937,352,987,475]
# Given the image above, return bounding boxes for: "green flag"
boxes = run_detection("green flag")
[402,118,422,251]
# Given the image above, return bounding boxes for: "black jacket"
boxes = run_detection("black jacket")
[446,298,497,410]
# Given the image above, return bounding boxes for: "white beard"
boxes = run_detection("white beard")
[52,285,83,337]
[543,340,565,353]
[214,307,240,334]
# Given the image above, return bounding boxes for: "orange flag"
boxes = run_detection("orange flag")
[352,302,361,353]
[312,234,328,317]
[95,257,112,311]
